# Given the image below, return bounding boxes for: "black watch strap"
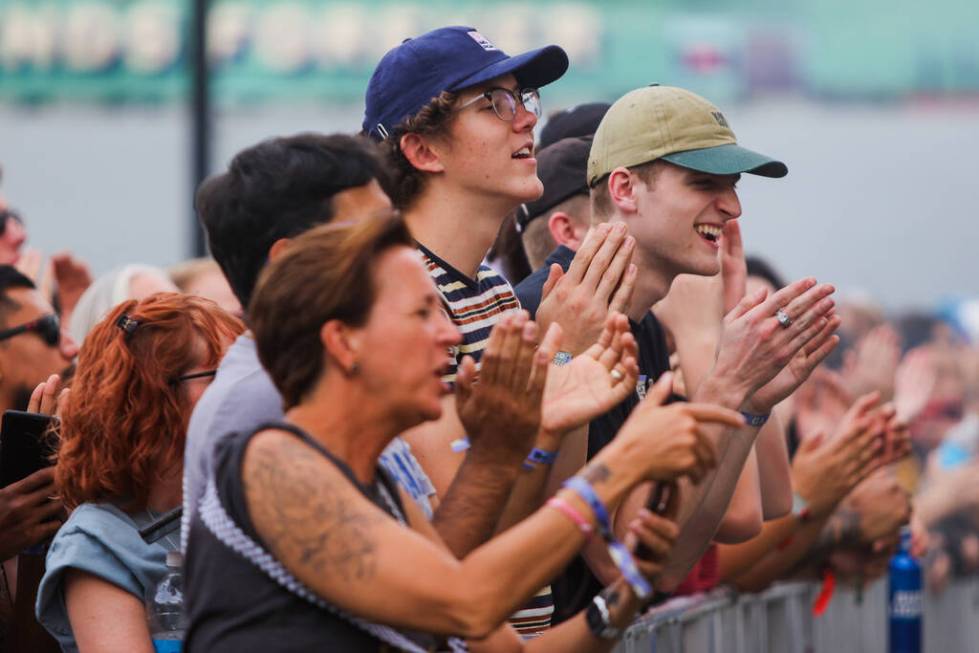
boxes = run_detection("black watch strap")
[585,594,621,640]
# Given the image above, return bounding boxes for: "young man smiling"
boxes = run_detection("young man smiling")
[510,84,842,620]
[582,84,841,588]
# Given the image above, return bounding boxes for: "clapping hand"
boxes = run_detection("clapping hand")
[792,392,887,519]
[707,277,839,412]
[535,223,637,356]
[841,324,901,401]
[455,311,553,463]
[540,312,639,437]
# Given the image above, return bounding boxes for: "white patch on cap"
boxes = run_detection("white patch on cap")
[467,31,498,51]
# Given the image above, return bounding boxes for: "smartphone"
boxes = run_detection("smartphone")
[0,410,57,488]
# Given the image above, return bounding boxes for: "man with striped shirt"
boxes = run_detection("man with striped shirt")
[362,27,638,637]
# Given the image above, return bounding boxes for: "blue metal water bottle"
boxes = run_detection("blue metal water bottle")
[888,526,922,653]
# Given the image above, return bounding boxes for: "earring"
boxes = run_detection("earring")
[348,361,360,376]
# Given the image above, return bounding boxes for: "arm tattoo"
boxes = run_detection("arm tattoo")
[245,436,382,582]
[582,462,611,486]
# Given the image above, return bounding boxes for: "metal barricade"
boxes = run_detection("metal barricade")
[617,578,979,653]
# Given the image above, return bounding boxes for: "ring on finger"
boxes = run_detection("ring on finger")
[610,368,624,382]
[775,308,792,328]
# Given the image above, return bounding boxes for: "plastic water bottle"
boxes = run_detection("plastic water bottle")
[888,526,922,653]
[147,551,187,653]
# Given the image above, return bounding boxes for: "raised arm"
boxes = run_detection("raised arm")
[658,278,840,587]
[241,378,741,639]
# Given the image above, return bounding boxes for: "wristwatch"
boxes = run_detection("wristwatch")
[585,594,621,640]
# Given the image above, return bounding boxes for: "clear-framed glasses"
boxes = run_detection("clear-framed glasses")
[457,87,541,122]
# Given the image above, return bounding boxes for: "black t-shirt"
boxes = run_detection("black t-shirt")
[516,246,673,624]
[184,422,441,652]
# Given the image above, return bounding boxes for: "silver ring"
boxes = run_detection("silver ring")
[610,368,624,382]
[775,308,792,328]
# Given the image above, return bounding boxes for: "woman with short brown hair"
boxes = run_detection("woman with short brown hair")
[185,214,743,651]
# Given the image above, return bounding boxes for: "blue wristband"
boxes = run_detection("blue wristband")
[740,411,770,427]
[563,476,652,599]
[522,447,558,471]
[563,476,612,535]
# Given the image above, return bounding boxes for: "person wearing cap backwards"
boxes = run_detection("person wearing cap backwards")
[363,26,658,639]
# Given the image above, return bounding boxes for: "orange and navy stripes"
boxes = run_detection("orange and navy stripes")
[418,244,554,638]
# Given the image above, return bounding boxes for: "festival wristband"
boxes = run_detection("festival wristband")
[545,497,593,536]
[522,447,558,471]
[449,437,471,453]
[563,476,653,599]
[740,411,770,427]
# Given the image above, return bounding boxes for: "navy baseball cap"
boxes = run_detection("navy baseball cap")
[363,26,569,141]
[539,102,610,149]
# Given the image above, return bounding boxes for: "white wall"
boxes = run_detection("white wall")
[1,99,977,310]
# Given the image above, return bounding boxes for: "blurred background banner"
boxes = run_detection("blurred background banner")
[1,0,978,307]
[3,0,979,105]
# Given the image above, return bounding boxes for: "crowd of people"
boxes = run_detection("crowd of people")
[0,23,976,653]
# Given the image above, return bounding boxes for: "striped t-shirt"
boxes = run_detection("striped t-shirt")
[418,244,553,638]
[419,245,521,383]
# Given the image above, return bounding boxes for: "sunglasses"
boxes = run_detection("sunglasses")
[457,87,542,122]
[0,313,60,347]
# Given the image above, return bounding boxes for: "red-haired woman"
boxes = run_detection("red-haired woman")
[35,293,242,653]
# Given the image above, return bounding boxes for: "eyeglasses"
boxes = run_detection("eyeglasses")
[457,87,541,122]
[0,313,60,347]
[172,369,217,385]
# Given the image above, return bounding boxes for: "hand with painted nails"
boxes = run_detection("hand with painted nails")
[455,311,551,463]
[540,312,639,438]
[535,222,638,356]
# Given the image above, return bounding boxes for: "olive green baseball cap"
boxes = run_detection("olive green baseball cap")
[587,85,787,187]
